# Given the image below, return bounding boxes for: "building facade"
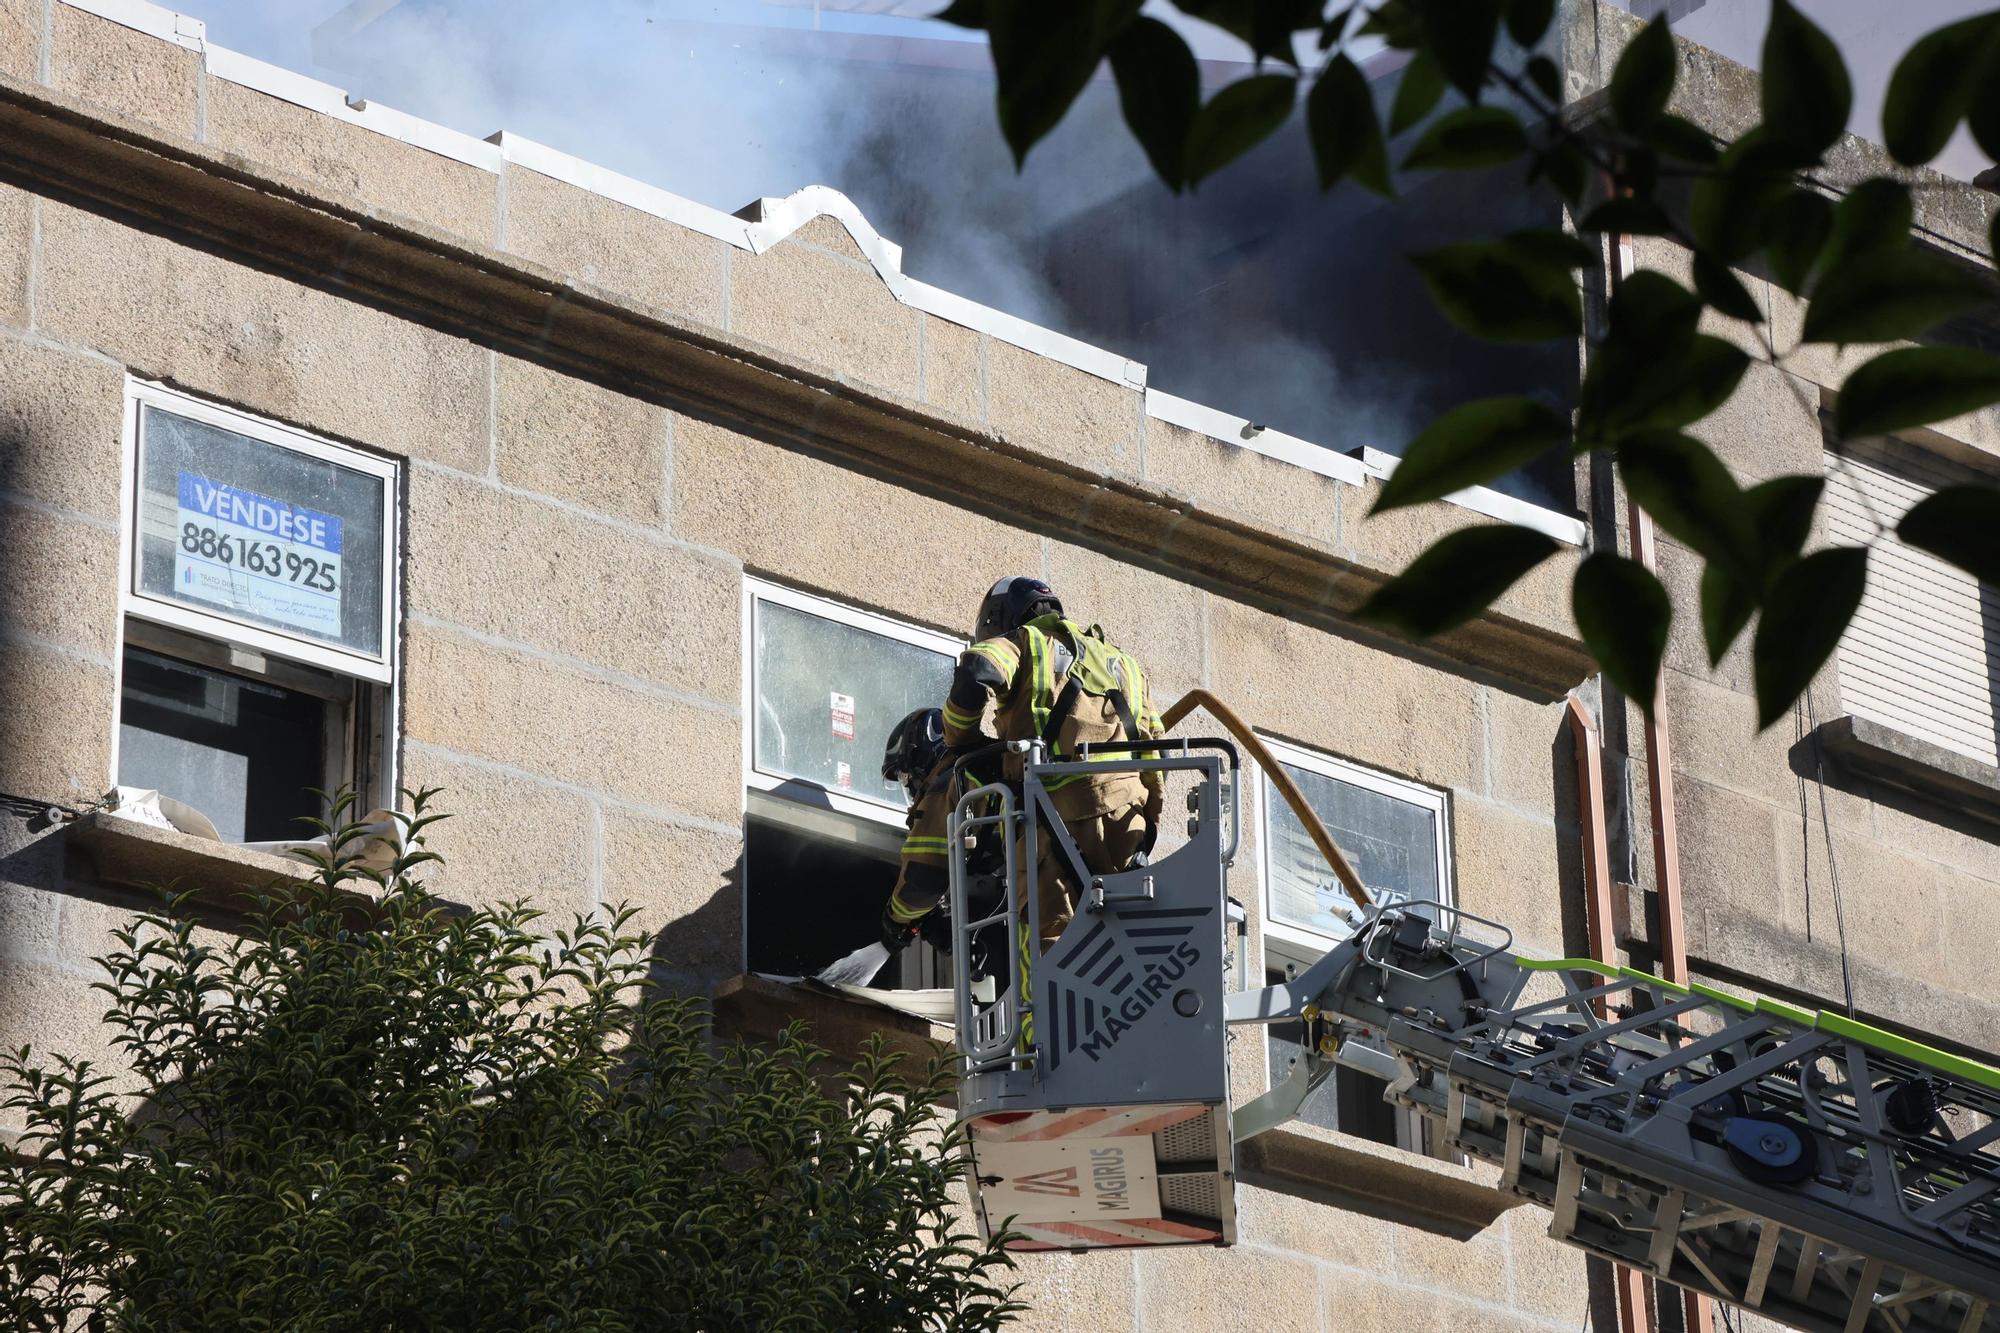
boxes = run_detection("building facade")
[0,2,1993,1329]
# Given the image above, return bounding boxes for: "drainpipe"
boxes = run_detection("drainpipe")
[1566,693,1654,1333]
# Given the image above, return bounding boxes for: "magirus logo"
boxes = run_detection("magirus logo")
[1014,1167,1081,1198]
[1039,906,1212,1068]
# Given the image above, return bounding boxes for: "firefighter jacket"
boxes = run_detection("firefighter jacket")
[886,759,998,927]
[940,614,1165,826]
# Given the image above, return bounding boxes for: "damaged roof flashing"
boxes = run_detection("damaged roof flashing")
[59,0,1585,546]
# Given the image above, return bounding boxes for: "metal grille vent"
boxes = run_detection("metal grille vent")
[1158,1171,1221,1219]
[1155,1109,1216,1165]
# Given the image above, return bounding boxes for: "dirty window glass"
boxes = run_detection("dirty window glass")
[1263,760,1444,944]
[752,599,956,809]
[135,405,389,661]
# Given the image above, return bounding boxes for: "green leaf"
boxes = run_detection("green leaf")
[1573,553,1672,715]
[1526,54,1561,103]
[1761,0,1851,157]
[1745,474,1825,566]
[1419,0,1504,100]
[1357,525,1561,638]
[1752,546,1867,726]
[1616,431,1758,579]
[1410,233,1583,342]
[1584,335,1749,445]
[1643,113,1718,163]
[990,0,1143,167]
[1881,15,2000,166]
[1834,347,2000,439]
[933,0,986,27]
[1897,485,2000,586]
[1505,0,1556,48]
[1689,131,1797,262]
[1108,18,1201,190]
[1699,564,1755,669]
[1184,74,1297,185]
[1580,197,1673,236]
[1401,105,1526,169]
[1762,188,1833,292]
[1802,248,1997,345]
[1818,178,1913,276]
[1389,48,1447,135]
[1171,0,1314,65]
[1371,397,1571,513]
[1310,53,1393,195]
[1693,255,1764,322]
[1611,269,1704,355]
[1535,139,1588,204]
[1973,38,2000,160]
[1610,15,1674,131]
[1504,227,1597,269]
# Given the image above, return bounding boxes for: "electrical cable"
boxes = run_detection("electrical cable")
[1802,691,1858,1019]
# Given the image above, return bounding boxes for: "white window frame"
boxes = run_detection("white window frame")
[119,379,400,685]
[1254,735,1454,966]
[740,578,964,829]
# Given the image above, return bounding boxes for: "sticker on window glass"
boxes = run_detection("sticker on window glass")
[173,471,343,638]
[835,761,853,790]
[830,691,857,741]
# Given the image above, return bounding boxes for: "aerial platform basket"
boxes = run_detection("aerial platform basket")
[948,739,1242,1251]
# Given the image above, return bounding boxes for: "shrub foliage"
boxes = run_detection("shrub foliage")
[0,793,1021,1331]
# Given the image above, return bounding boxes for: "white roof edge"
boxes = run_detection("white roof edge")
[52,0,1577,540]
[1359,447,1588,546]
[204,46,503,172]
[1145,388,1370,487]
[63,0,203,49]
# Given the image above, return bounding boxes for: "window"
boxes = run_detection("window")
[1824,438,1999,767]
[1255,738,1452,1151]
[741,580,961,985]
[115,383,399,842]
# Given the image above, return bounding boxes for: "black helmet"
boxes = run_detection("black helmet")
[882,707,946,802]
[974,576,1062,642]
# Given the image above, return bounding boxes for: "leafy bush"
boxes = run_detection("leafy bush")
[0,793,1021,1332]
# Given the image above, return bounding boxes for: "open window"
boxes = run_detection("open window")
[114,382,399,843]
[741,579,961,987]
[1255,737,1452,1154]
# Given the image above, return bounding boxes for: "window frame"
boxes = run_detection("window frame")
[112,379,402,827]
[1254,735,1454,963]
[739,577,964,830]
[119,379,401,685]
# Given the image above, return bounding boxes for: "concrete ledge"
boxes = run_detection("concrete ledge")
[1237,1121,1519,1240]
[1816,714,2000,822]
[711,973,953,1072]
[64,811,383,919]
[0,71,1594,699]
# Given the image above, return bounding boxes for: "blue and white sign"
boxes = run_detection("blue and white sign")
[172,471,344,637]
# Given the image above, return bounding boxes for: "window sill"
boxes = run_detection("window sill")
[711,974,953,1072]
[65,811,377,917]
[1816,714,2000,821]
[1236,1119,1518,1239]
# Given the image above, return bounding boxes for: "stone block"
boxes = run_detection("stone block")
[0,637,112,803]
[1042,539,1204,704]
[728,242,919,398]
[494,356,669,524]
[601,808,740,978]
[0,0,38,83]
[1485,692,1571,818]
[785,216,868,263]
[399,745,595,919]
[0,329,126,520]
[1504,1205,1594,1322]
[0,183,29,332]
[1005,1249,1136,1333]
[1674,777,1791,934]
[921,316,983,422]
[48,5,199,139]
[408,469,740,701]
[205,80,498,241]
[1135,1242,1319,1329]
[1394,1214,1513,1304]
[1789,823,1944,984]
[401,625,741,822]
[1236,1183,1401,1270]
[0,501,117,659]
[1321,1268,1456,1332]
[1451,797,1570,960]
[985,337,1138,480]
[1142,418,1340,550]
[1206,595,1488,794]
[1867,797,2000,886]
[502,167,726,327]
[672,416,1038,636]
[1666,668,1816,806]
[1939,873,2000,1006]
[1767,287,1898,398]
[1689,359,1825,487]
[0,959,121,1075]
[37,200,489,472]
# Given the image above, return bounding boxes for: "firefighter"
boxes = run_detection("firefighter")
[941,576,1165,956]
[877,707,1006,973]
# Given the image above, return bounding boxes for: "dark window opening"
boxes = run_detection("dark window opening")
[1263,967,1400,1146]
[116,644,340,843]
[744,809,947,989]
